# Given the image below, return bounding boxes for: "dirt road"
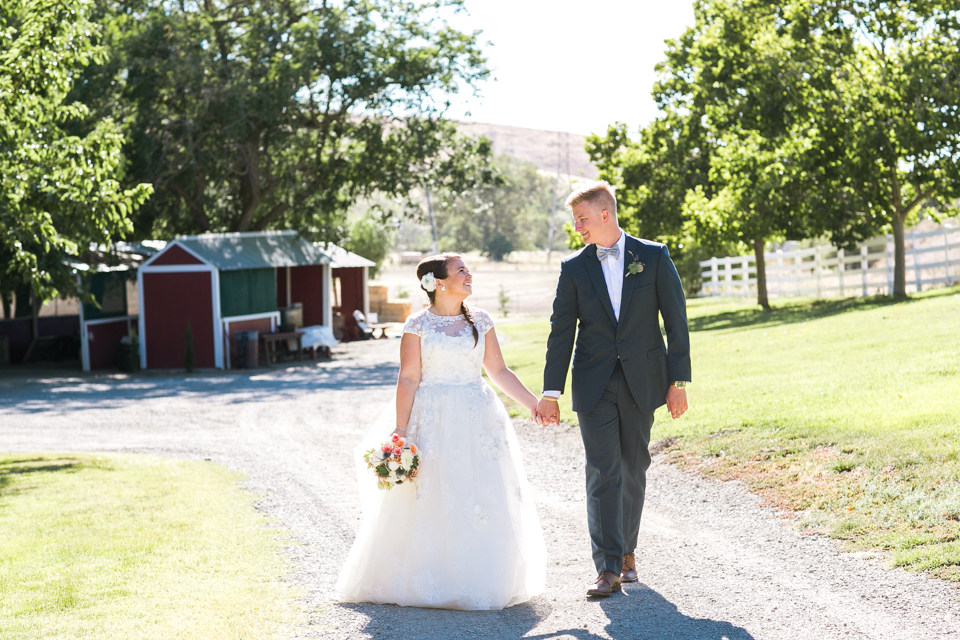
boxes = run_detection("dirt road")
[1,340,957,639]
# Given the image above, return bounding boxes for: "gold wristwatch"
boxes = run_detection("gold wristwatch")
[671,381,688,390]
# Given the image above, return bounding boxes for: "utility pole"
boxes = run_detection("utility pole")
[546,131,562,263]
[425,183,439,254]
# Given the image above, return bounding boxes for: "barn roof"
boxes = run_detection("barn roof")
[317,242,377,268]
[174,231,331,271]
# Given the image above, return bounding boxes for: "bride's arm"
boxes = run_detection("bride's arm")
[482,328,539,419]
[395,333,421,436]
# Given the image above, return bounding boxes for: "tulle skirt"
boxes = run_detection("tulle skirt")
[335,380,546,610]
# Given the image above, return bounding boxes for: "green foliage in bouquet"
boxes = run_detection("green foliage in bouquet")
[363,443,419,491]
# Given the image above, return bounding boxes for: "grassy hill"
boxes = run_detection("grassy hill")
[496,286,960,579]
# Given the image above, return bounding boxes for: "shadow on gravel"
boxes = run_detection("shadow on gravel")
[0,361,400,415]
[338,599,549,640]
[584,583,755,640]
[337,583,753,640]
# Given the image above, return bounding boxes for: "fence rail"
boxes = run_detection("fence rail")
[699,225,960,298]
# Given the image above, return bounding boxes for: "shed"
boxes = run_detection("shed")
[317,243,376,339]
[137,231,332,370]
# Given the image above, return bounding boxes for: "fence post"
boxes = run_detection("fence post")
[838,248,845,297]
[886,234,894,295]
[710,257,717,294]
[776,253,783,298]
[910,230,922,293]
[724,256,733,295]
[815,246,823,299]
[945,228,952,286]
[795,254,802,296]
[861,244,869,297]
[742,255,750,297]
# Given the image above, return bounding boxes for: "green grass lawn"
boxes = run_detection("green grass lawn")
[0,454,301,639]
[496,285,960,580]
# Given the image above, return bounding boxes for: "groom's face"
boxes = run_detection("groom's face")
[572,201,608,245]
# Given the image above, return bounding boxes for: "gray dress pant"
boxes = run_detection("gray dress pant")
[577,361,654,574]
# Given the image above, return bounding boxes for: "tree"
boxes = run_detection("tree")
[342,211,394,278]
[824,1,960,297]
[588,0,868,305]
[434,154,554,260]
[0,0,151,307]
[73,0,490,243]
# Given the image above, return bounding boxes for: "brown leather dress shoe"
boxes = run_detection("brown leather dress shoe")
[621,553,638,583]
[586,571,621,597]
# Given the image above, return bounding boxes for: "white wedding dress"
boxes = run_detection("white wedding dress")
[335,308,546,610]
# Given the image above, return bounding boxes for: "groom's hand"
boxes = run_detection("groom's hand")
[666,386,688,419]
[536,397,560,426]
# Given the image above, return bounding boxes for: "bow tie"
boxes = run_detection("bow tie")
[596,244,620,261]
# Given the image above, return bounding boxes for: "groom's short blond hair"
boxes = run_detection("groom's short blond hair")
[565,181,617,216]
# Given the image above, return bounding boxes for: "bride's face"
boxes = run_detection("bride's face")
[440,258,473,298]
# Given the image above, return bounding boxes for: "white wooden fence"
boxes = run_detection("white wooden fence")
[699,224,960,298]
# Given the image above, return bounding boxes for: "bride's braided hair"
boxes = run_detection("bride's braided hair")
[416,253,478,347]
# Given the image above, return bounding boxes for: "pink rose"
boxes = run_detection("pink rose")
[381,445,392,453]
[391,434,400,443]
[393,447,403,456]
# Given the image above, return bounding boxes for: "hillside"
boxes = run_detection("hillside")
[456,121,598,179]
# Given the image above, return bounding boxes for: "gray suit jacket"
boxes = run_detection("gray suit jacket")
[543,235,691,414]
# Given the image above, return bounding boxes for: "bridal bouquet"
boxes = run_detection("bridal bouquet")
[362,434,420,490]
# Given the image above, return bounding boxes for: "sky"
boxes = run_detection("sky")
[444,0,696,137]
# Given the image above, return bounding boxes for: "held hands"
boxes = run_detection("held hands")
[666,386,688,419]
[535,397,560,426]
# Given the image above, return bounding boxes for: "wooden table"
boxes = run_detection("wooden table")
[261,331,304,364]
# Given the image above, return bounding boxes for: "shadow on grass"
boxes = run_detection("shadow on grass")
[688,290,951,333]
[337,583,752,640]
[0,457,84,493]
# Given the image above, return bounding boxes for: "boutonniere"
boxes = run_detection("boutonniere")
[626,252,645,277]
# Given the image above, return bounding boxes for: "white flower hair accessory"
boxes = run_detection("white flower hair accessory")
[420,272,437,292]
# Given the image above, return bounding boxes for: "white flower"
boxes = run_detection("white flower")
[420,272,437,292]
[387,460,400,471]
[400,452,414,468]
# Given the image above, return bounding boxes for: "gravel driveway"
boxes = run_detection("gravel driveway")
[2,340,958,640]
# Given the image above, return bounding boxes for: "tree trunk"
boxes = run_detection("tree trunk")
[14,282,32,318]
[891,210,907,297]
[1,292,10,319]
[236,140,262,232]
[754,238,769,310]
[889,173,908,298]
[31,291,40,339]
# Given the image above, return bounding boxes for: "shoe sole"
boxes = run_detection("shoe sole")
[621,574,638,583]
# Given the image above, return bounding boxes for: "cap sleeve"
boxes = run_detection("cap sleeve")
[474,308,495,335]
[403,311,424,336]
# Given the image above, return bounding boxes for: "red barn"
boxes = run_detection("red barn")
[137,231,340,370]
[318,243,376,338]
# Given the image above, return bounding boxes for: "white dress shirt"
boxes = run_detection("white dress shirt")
[543,232,625,398]
[601,231,626,322]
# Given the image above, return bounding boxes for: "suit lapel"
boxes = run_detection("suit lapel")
[618,235,639,327]
[583,245,617,326]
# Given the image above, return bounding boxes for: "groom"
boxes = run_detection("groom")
[537,181,690,597]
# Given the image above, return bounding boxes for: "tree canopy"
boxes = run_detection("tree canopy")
[589,0,960,303]
[73,0,492,244]
[1,0,151,308]
[435,154,555,261]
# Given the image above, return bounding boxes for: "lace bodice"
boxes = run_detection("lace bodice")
[403,308,495,385]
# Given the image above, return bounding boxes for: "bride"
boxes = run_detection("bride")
[335,253,547,610]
